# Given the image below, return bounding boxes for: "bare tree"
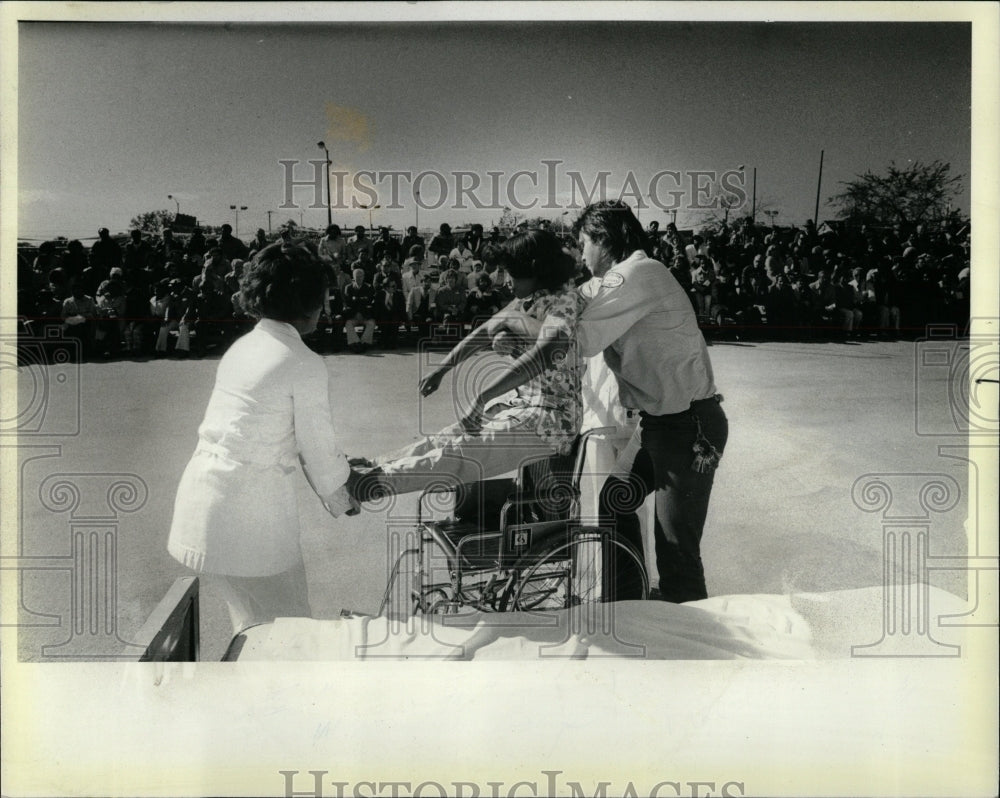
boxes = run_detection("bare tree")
[828,160,963,228]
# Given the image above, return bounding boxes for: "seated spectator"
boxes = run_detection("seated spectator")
[224,259,245,296]
[427,223,455,263]
[788,273,815,337]
[709,269,738,328]
[765,272,797,339]
[689,255,714,321]
[186,227,207,259]
[833,266,863,337]
[95,268,127,358]
[371,256,401,293]
[346,225,374,269]
[449,237,476,273]
[61,239,89,283]
[401,253,423,296]
[201,248,229,294]
[808,269,839,335]
[400,226,425,260]
[343,267,376,353]
[61,281,98,362]
[465,273,503,326]
[319,224,347,273]
[218,223,250,261]
[155,279,193,357]
[372,275,408,349]
[406,274,436,339]
[433,268,466,325]
[490,263,514,302]
[185,279,233,357]
[465,259,487,291]
[317,279,345,353]
[372,226,402,265]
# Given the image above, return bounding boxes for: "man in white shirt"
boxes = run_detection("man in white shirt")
[574,201,728,604]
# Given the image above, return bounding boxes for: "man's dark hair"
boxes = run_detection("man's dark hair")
[496,229,577,290]
[240,242,328,322]
[572,200,648,262]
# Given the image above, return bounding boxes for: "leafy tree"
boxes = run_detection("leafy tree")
[129,209,176,234]
[828,160,963,229]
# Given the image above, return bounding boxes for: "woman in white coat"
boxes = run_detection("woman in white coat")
[167,240,357,633]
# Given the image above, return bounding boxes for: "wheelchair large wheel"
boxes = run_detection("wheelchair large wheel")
[501,529,648,611]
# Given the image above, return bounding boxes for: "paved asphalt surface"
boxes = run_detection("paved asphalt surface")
[10,335,980,661]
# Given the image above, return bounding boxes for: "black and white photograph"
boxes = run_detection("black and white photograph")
[1,2,997,796]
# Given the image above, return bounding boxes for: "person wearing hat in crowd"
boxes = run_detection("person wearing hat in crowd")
[401,246,424,295]
[219,223,250,261]
[486,226,506,246]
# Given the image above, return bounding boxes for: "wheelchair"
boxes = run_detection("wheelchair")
[378,427,649,616]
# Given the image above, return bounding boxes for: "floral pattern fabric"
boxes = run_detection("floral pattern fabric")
[475,283,585,455]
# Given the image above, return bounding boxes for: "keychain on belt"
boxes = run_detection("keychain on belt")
[691,413,722,474]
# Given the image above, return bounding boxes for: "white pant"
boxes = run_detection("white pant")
[376,408,558,496]
[156,320,190,351]
[345,317,375,345]
[209,559,311,634]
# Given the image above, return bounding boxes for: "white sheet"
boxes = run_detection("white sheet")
[230,585,971,661]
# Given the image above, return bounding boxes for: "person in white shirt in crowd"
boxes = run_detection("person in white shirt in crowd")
[401,249,424,297]
[406,273,436,338]
[465,259,486,291]
[167,240,357,634]
[449,236,476,275]
[318,224,348,278]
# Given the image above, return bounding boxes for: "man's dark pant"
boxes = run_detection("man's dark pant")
[599,397,728,603]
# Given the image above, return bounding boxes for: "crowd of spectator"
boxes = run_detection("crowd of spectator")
[639,215,972,341]
[15,211,971,364]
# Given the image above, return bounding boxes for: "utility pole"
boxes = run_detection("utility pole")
[813,149,825,227]
[267,210,274,235]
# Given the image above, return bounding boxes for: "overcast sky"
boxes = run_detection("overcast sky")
[16,18,971,241]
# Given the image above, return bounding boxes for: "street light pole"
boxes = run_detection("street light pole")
[266,210,274,235]
[229,204,248,238]
[167,194,180,215]
[317,141,332,229]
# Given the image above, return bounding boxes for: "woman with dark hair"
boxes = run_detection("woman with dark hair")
[571,200,729,604]
[167,240,357,634]
[351,229,584,497]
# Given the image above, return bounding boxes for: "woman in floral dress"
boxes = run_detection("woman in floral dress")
[351,229,584,500]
